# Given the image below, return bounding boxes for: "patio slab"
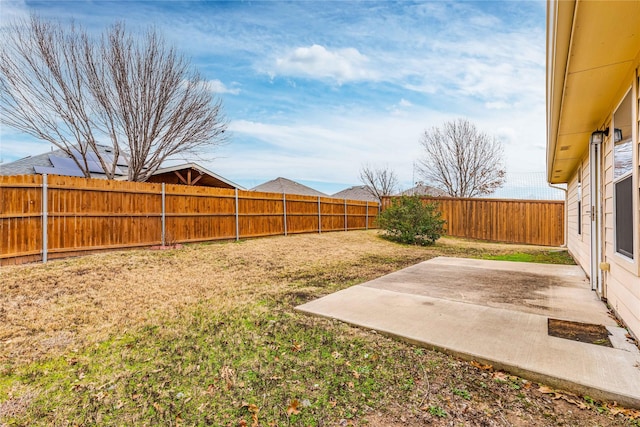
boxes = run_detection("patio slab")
[296,256,640,409]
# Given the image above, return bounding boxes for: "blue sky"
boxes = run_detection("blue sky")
[0,0,561,198]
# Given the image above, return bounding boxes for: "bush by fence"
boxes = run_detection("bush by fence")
[0,175,379,265]
[381,196,564,247]
[377,196,445,245]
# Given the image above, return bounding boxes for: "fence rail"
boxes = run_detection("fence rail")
[381,196,565,246]
[1,175,379,265]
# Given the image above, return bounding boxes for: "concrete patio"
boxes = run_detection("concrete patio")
[296,257,640,409]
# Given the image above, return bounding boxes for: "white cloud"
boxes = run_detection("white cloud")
[485,101,511,110]
[203,79,241,95]
[0,1,552,198]
[273,44,377,83]
[217,107,452,192]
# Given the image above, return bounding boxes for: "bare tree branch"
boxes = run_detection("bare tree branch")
[0,17,105,177]
[417,118,505,198]
[359,164,399,203]
[0,16,228,181]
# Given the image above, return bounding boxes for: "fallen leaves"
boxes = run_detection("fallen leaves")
[241,402,260,427]
[492,371,508,382]
[606,402,640,419]
[203,383,215,396]
[537,386,590,410]
[220,365,236,390]
[152,402,164,414]
[470,360,493,371]
[538,385,554,394]
[287,399,300,415]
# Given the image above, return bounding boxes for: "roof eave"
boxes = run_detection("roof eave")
[546,0,576,184]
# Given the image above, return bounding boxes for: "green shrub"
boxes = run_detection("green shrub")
[377,196,446,245]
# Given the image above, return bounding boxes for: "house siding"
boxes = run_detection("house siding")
[566,67,640,340]
[602,70,640,339]
[606,261,640,339]
[566,158,591,274]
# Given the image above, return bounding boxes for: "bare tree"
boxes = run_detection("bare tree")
[0,17,109,176]
[359,164,399,203]
[0,16,228,181]
[417,118,505,198]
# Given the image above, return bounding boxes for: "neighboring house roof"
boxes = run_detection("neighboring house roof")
[546,1,640,184]
[147,163,244,190]
[0,147,240,190]
[251,177,327,197]
[0,150,59,176]
[0,144,128,178]
[332,185,378,202]
[398,184,448,197]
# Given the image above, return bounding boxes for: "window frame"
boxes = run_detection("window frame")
[612,88,635,261]
[577,167,582,236]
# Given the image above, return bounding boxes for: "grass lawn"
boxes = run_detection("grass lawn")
[1,231,638,426]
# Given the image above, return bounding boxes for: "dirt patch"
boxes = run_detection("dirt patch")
[548,319,613,347]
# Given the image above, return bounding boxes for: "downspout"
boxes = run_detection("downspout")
[548,183,568,247]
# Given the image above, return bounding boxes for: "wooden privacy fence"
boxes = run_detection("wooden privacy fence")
[381,196,565,246]
[1,174,379,265]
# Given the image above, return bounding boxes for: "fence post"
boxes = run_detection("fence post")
[318,196,322,233]
[235,188,240,241]
[161,183,166,246]
[344,199,347,231]
[365,201,368,230]
[42,174,48,263]
[283,193,288,236]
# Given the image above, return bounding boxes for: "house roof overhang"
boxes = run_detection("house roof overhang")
[150,163,245,189]
[546,0,640,184]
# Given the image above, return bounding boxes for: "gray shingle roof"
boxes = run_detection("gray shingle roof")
[0,150,56,175]
[0,145,128,178]
[251,177,327,197]
[332,185,378,202]
[398,184,449,197]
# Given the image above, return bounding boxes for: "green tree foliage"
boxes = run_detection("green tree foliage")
[377,196,446,245]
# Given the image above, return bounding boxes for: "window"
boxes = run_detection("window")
[577,169,582,235]
[613,90,634,259]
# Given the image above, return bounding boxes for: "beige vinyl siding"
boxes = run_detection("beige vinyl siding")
[601,68,640,340]
[606,263,640,341]
[566,175,579,235]
[566,157,591,275]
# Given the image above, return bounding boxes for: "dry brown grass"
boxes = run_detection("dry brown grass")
[3,231,636,427]
[2,230,454,365]
[1,231,558,366]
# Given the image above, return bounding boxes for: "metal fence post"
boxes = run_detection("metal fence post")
[283,193,288,236]
[235,188,240,241]
[42,174,48,263]
[318,196,322,233]
[161,183,166,246]
[344,199,347,231]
